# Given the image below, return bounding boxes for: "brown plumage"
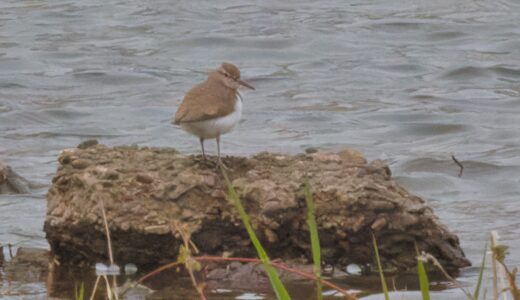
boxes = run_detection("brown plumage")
[174,78,237,124]
[172,62,254,161]
[174,62,246,125]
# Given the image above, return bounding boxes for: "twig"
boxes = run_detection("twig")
[100,201,114,265]
[451,155,464,177]
[494,245,520,299]
[137,261,182,284]
[102,275,114,300]
[8,243,13,259]
[491,231,500,300]
[99,197,119,300]
[420,252,473,299]
[501,263,520,300]
[89,276,101,300]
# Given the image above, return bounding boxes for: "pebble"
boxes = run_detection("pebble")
[95,263,120,276]
[121,222,130,231]
[77,139,99,149]
[124,263,138,275]
[144,225,170,235]
[71,159,90,169]
[345,263,362,275]
[136,173,154,184]
[338,149,367,165]
[371,217,388,230]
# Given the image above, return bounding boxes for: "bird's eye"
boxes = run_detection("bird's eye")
[224,73,229,77]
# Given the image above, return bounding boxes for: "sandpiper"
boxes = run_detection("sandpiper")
[173,62,254,162]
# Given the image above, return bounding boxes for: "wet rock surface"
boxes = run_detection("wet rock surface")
[4,247,50,282]
[44,142,470,274]
[0,161,30,194]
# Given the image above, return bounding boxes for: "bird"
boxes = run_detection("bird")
[173,62,254,163]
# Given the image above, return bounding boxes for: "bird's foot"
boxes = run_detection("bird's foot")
[195,155,228,170]
[195,155,215,168]
[216,158,229,170]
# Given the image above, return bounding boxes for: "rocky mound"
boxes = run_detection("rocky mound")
[44,142,470,274]
[0,161,30,194]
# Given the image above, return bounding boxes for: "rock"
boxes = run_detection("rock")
[204,261,270,291]
[77,139,99,149]
[0,161,30,194]
[44,144,470,274]
[4,247,50,282]
[71,159,91,169]
[338,148,367,165]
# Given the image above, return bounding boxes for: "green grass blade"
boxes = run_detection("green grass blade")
[417,255,430,300]
[371,234,390,300]
[304,180,322,300]
[75,282,85,300]
[473,241,488,300]
[222,170,291,300]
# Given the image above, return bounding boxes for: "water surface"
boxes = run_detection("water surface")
[1,0,520,298]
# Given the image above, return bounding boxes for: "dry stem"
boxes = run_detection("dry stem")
[171,221,206,300]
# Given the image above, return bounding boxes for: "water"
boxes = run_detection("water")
[1,0,520,298]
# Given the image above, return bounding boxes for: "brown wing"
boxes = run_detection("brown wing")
[174,79,237,124]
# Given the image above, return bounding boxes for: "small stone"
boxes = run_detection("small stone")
[305,147,319,154]
[338,149,367,165]
[203,174,216,187]
[58,148,77,165]
[136,174,153,184]
[261,201,281,215]
[51,204,65,217]
[264,228,278,243]
[86,213,98,222]
[94,166,119,180]
[144,225,170,235]
[59,155,72,165]
[71,159,90,169]
[368,199,395,210]
[368,159,392,177]
[371,217,387,230]
[124,263,138,275]
[211,189,226,199]
[389,212,419,230]
[121,222,131,231]
[345,264,362,275]
[144,211,158,221]
[207,267,228,280]
[77,139,99,149]
[309,152,341,163]
[181,209,194,219]
[95,263,120,276]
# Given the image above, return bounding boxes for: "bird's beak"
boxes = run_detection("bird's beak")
[238,79,255,90]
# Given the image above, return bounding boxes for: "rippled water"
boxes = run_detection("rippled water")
[1,0,520,298]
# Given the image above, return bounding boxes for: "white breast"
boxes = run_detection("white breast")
[180,99,242,139]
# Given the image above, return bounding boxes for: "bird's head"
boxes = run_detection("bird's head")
[211,62,255,90]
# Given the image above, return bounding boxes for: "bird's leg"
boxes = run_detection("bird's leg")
[216,135,227,169]
[199,138,206,160]
[216,135,221,162]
